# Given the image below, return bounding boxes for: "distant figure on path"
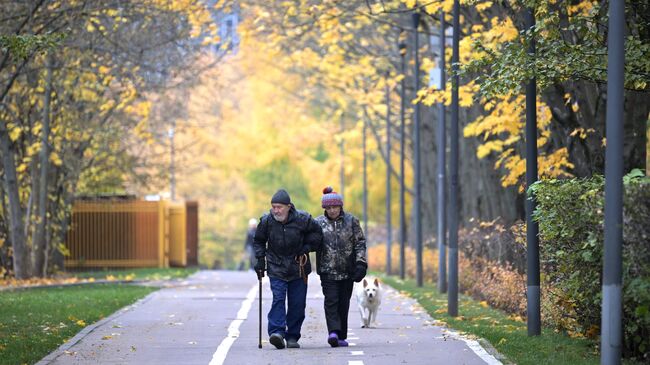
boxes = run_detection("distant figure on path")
[315,186,367,347]
[253,189,323,349]
[239,218,258,270]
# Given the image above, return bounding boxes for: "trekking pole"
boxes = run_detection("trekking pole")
[258,272,263,349]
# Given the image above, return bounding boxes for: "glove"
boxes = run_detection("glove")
[254,257,266,279]
[352,262,367,283]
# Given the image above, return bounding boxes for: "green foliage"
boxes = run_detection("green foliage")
[0,33,66,60]
[462,1,650,99]
[246,156,314,211]
[532,174,650,360]
[0,284,156,364]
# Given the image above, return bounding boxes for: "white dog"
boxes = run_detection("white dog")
[356,277,382,328]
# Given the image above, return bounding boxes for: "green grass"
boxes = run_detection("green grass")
[0,284,157,365]
[380,275,643,365]
[70,267,198,281]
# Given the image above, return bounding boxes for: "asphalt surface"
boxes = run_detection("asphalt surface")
[38,270,503,365]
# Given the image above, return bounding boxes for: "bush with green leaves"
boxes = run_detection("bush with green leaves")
[531,171,650,360]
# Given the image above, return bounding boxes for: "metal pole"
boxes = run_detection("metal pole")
[524,8,541,337]
[363,117,368,235]
[399,40,407,280]
[448,0,460,317]
[340,114,345,201]
[386,71,393,275]
[437,10,448,294]
[168,123,176,201]
[412,11,423,287]
[601,0,624,363]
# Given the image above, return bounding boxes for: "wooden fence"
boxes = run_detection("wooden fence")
[64,200,198,269]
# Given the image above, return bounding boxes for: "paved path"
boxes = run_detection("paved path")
[38,270,502,365]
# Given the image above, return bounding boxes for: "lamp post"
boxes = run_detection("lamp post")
[601,0,624,363]
[168,124,176,201]
[385,70,393,275]
[399,38,407,280]
[448,0,460,317]
[436,10,448,294]
[363,116,368,235]
[524,8,541,337]
[412,11,423,288]
[340,113,345,201]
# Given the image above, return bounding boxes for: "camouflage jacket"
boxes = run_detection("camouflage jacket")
[315,211,367,281]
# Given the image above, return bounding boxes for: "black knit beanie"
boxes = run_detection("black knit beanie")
[271,189,291,205]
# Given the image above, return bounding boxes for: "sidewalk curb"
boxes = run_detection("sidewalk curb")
[35,290,160,364]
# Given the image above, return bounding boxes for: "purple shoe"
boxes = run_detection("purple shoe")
[338,339,349,347]
[327,332,339,347]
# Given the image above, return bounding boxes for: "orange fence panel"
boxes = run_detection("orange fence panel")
[64,199,196,270]
[168,201,187,267]
[185,201,199,266]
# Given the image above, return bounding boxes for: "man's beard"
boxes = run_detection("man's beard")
[272,212,287,222]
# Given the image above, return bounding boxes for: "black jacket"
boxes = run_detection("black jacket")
[253,206,323,281]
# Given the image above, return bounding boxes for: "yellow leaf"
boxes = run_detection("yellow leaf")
[9,126,22,142]
[16,163,28,173]
[49,152,62,167]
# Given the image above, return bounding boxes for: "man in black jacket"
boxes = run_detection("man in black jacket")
[253,189,323,349]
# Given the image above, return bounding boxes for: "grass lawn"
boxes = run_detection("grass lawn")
[380,275,642,365]
[0,284,157,365]
[70,267,199,281]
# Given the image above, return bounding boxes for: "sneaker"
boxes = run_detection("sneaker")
[327,332,339,348]
[269,333,285,349]
[338,339,349,347]
[286,338,300,348]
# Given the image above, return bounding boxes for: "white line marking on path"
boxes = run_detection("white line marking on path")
[350,350,364,356]
[348,361,364,365]
[443,329,502,365]
[209,282,259,365]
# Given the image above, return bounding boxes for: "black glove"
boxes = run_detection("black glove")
[352,262,367,282]
[254,257,266,279]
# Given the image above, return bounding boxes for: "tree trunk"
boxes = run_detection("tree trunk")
[0,121,30,279]
[32,54,54,277]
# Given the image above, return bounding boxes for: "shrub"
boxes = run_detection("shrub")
[531,174,650,360]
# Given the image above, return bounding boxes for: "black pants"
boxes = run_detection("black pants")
[320,277,354,340]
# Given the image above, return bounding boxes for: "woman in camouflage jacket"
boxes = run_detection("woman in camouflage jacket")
[315,186,367,348]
